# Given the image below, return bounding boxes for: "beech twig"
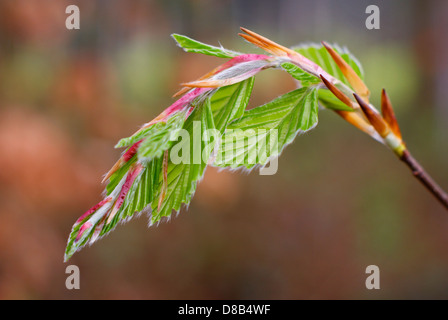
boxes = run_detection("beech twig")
[400,150,448,210]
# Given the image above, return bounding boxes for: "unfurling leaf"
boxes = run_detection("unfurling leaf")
[115,109,187,150]
[281,62,320,87]
[214,86,318,169]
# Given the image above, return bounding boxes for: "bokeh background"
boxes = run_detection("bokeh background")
[1,0,448,299]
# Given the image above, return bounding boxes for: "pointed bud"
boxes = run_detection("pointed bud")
[320,75,354,109]
[322,41,370,102]
[334,110,382,142]
[353,93,390,138]
[240,27,294,57]
[381,89,402,140]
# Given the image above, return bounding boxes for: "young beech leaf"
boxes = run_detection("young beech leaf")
[101,159,163,235]
[293,43,364,89]
[209,77,254,132]
[115,110,187,149]
[66,30,381,262]
[65,109,202,261]
[281,62,320,87]
[149,80,255,223]
[318,89,354,112]
[106,155,137,195]
[145,76,256,224]
[150,98,217,223]
[106,109,187,195]
[172,34,240,58]
[214,86,318,169]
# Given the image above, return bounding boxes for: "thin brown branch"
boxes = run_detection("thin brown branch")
[400,149,448,210]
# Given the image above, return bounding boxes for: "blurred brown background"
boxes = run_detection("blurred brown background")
[0,0,448,299]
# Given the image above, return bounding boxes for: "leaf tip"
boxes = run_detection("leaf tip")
[238,27,291,57]
[321,41,330,49]
[381,88,402,140]
[323,42,370,101]
[171,33,183,47]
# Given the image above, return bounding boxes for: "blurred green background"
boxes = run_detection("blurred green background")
[0,0,448,299]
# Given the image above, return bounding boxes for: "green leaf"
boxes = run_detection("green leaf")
[151,98,218,223]
[65,92,220,261]
[210,77,254,132]
[293,43,364,88]
[144,79,254,224]
[172,34,240,58]
[317,89,353,112]
[114,125,155,149]
[65,221,90,261]
[116,109,187,150]
[281,62,320,86]
[214,87,318,169]
[105,109,187,195]
[137,112,187,162]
